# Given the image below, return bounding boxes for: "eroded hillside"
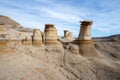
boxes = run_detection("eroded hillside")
[0,16,120,80]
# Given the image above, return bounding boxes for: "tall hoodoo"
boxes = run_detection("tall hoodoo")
[44,24,59,45]
[32,29,42,46]
[78,20,92,40]
[78,20,98,57]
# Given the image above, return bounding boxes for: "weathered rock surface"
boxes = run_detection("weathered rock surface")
[78,20,93,40]
[0,24,7,31]
[0,15,22,28]
[63,30,74,42]
[0,16,120,80]
[0,15,33,32]
[76,21,99,57]
[32,29,43,46]
[44,24,61,45]
[0,40,119,80]
[0,41,9,52]
[22,36,32,45]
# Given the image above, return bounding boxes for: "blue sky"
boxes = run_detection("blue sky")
[0,0,120,37]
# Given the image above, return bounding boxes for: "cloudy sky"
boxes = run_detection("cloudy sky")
[0,0,120,37]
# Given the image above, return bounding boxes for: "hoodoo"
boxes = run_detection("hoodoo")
[78,21,92,40]
[78,21,98,57]
[44,24,60,45]
[64,30,69,38]
[32,29,43,46]
[63,30,74,41]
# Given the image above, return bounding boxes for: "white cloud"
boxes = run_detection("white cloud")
[0,0,119,37]
[40,8,81,23]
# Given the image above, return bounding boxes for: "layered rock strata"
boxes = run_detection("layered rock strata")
[0,24,6,31]
[22,36,32,45]
[32,29,43,46]
[0,41,8,52]
[78,21,98,57]
[0,24,8,52]
[78,21,92,40]
[44,24,60,45]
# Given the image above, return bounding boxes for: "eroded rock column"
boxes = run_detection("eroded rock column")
[78,21,98,57]
[64,30,69,38]
[63,30,74,41]
[79,21,92,40]
[44,24,60,45]
[32,29,43,46]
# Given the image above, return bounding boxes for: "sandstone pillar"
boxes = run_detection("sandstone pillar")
[63,30,74,42]
[78,21,92,40]
[44,24,60,45]
[78,21,98,57]
[32,29,42,46]
[64,30,69,38]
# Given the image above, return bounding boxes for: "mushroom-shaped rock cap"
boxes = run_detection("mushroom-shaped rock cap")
[45,24,56,30]
[45,24,54,27]
[80,20,93,25]
[64,30,69,32]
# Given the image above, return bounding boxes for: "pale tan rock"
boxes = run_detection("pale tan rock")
[22,36,32,45]
[69,44,79,54]
[0,41,10,52]
[0,15,22,28]
[77,21,99,57]
[63,30,74,42]
[0,16,119,80]
[78,20,93,40]
[32,29,42,46]
[44,24,60,45]
[0,24,6,31]
[64,30,69,38]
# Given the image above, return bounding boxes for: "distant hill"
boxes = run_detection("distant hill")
[0,15,22,28]
[0,15,33,32]
[93,34,120,42]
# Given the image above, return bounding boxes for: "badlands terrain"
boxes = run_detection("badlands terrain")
[0,15,120,80]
